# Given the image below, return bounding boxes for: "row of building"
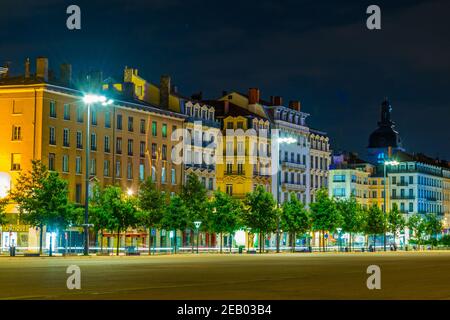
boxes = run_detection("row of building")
[328,99,450,244]
[0,57,330,251]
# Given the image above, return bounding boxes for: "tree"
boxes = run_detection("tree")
[89,183,114,253]
[10,160,74,256]
[181,173,209,248]
[161,195,190,254]
[9,160,48,254]
[424,213,443,247]
[310,188,340,252]
[408,214,427,249]
[242,186,278,253]
[99,186,139,255]
[208,190,243,253]
[365,204,386,250]
[281,194,310,252]
[387,204,405,248]
[137,178,165,254]
[0,197,9,249]
[336,196,365,251]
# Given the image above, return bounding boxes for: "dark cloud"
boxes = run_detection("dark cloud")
[1,0,449,159]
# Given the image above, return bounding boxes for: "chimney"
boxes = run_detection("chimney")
[25,58,30,79]
[224,100,229,115]
[270,96,283,106]
[60,63,72,86]
[289,100,301,111]
[248,88,260,104]
[160,75,171,109]
[36,57,49,81]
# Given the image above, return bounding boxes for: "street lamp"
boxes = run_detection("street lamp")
[194,221,202,254]
[275,135,297,253]
[82,94,113,256]
[336,227,342,252]
[383,159,399,252]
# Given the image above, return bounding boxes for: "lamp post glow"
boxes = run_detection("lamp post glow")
[82,94,113,256]
[194,221,202,254]
[383,159,399,252]
[275,135,297,253]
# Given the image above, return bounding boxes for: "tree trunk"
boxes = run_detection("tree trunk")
[220,232,223,253]
[49,230,53,257]
[292,232,296,253]
[229,233,232,253]
[373,235,376,251]
[39,224,43,254]
[322,231,325,252]
[100,230,104,253]
[259,232,262,253]
[174,230,177,254]
[116,228,120,256]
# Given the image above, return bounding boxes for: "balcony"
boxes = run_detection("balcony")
[391,195,415,200]
[282,183,306,192]
[282,161,306,171]
[186,163,215,171]
[225,170,245,176]
[395,181,409,186]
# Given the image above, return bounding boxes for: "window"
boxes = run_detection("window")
[127,162,133,179]
[162,124,167,138]
[409,203,414,212]
[226,184,233,196]
[90,133,97,151]
[238,163,244,174]
[75,184,82,203]
[116,137,122,154]
[49,127,56,145]
[116,161,121,177]
[49,101,56,118]
[227,122,233,129]
[171,168,176,185]
[409,176,414,184]
[226,163,233,174]
[139,162,145,181]
[128,116,134,132]
[140,119,146,134]
[117,114,123,130]
[152,121,157,136]
[333,175,346,182]
[104,160,110,177]
[76,131,83,149]
[333,188,346,197]
[237,121,243,129]
[140,141,145,158]
[11,153,21,171]
[104,136,110,153]
[77,105,83,123]
[127,139,133,156]
[151,166,156,182]
[90,158,96,175]
[76,156,82,174]
[64,104,70,120]
[162,144,167,160]
[105,111,111,128]
[150,143,157,159]
[208,178,213,190]
[91,109,97,125]
[161,167,166,183]
[48,153,55,171]
[12,125,21,141]
[62,155,69,173]
[63,128,70,147]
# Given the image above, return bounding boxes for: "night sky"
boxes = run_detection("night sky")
[1,0,449,159]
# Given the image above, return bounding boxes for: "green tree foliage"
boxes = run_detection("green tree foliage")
[181,173,209,244]
[407,214,427,248]
[208,190,243,253]
[97,186,139,255]
[242,186,278,253]
[161,195,190,254]
[364,204,386,249]
[281,193,310,252]
[10,160,75,255]
[310,188,340,252]
[0,197,9,226]
[387,203,405,246]
[424,213,443,246]
[137,177,166,253]
[335,196,365,251]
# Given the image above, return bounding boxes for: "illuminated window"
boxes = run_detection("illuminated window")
[63,128,70,147]
[127,162,133,180]
[171,168,176,185]
[104,160,110,177]
[162,123,167,138]
[152,121,157,136]
[105,111,111,128]
[139,162,145,181]
[76,157,82,174]
[128,116,134,132]
[62,155,69,173]
[76,131,83,149]
[48,153,55,171]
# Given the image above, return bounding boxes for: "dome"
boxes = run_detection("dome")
[367,99,402,148]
